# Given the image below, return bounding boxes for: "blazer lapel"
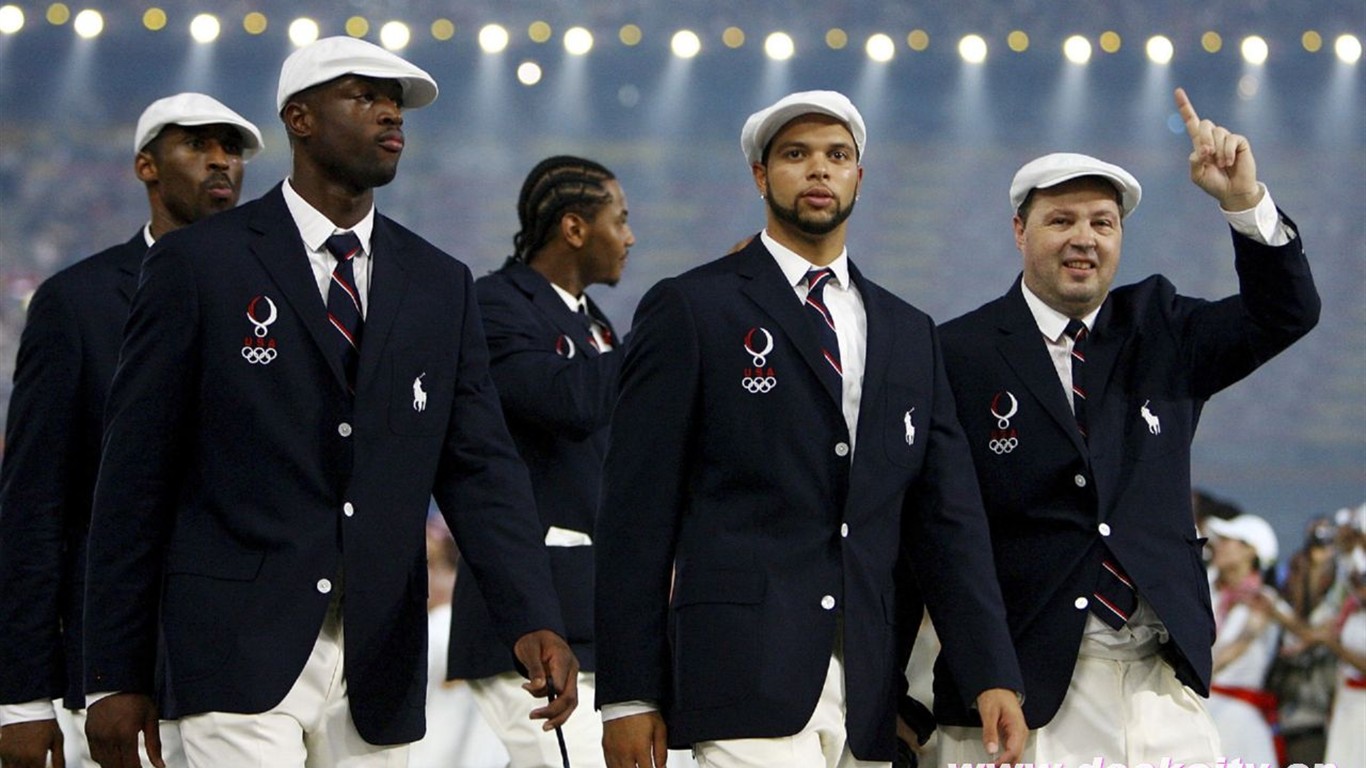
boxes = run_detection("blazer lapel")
[116,232,146,305]
[507,261,602,358]
[355,216,410,389]
[850,262,890,420]
[992,285,1089,457]
[246,185,349,390]
[736,239,841,405]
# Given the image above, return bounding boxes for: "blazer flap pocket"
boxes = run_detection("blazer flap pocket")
[165,544,265,581]
[674,569,765,607]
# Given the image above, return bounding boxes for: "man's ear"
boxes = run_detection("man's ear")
[561,212,589,249]
[134,150,158,184]
[752,162,768,199]
[281,99,313,140]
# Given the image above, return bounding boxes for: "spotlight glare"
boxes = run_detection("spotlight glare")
[288,18,320,47]
[189,13,220,43]
[1240,35,1269,65]
[1145,35,1174,64]
[907,29,929,52]
[380,21,410,50]
[826,28,848,50]
[430,19,455,41]
[671,29,701,59]
[345,17,368,38]
[1007,30,1029,53]
[1063,35,1092,64]
[72,8,101,38]
[1301,30,1322,53]
[142,7,166,32]
[764,32,795,61]
[0,4,21,34]
[564,26,593,55]
[46,3,69,26]
[517,61,542,86]
[722,26,744,48]
[1336,34,1362,64]
[619,24,642,46]
[866,33,894,62]
[958,34,988,64]
[528,21,551,43]
[479,23,509,53]
[1099,31,1121,53]
[1202,31,1222,53]
[243,12,268,35]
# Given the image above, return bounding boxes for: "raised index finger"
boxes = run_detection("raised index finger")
[1174,87,1201,137]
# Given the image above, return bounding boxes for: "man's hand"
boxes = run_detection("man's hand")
[85,693,163,768]
[513,629,580,729]
[0,718,65,768]
[975,687,1027,766]
[1175,87,1263,211]
[603,711,668,768]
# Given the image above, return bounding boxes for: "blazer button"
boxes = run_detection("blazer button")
[840,523,849,538]
[317,578,333,594]
[1074,596,1089,610]
[821,595,836,610]
[1098,522,1111,536]
[834,442,850,457]
[1074,473,1087,488]
[338,422,353,437]
[343,502,355,518]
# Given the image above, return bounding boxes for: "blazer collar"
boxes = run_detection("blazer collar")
[501,258,609,356]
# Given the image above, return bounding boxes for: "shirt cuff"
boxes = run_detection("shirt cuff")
[0,700,57,726]
[85,691,118,710]
[601,700,658,722]
[1221,183,1294,246]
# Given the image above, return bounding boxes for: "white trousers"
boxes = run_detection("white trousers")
[937,651,1220,767]
[177,601,407,768]
[63,708,185,768]
[693,653,888,768]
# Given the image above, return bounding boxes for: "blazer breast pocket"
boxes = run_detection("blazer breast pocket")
[881,384,927,470]
[388,354,452,436]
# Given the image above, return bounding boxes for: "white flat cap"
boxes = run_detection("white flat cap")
[1206,514,1279,565]
[276,36,438,113]
[1010,152,1142,217]
[741,90,866,165]
[134,92,264,160]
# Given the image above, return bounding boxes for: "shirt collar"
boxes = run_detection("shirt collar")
[282,178,376,256]
[1021,279,1102,342]
[760,230,851,290]
[549,281,585,314]
[142,223,155,248]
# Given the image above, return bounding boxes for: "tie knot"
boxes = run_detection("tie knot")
[325,232,363,263]
[1065,318,1088,343]
[805,268,835,294]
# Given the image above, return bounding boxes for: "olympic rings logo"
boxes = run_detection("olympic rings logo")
[742,376,777,393]
[988,435,1018,454]
[241,345,277,365]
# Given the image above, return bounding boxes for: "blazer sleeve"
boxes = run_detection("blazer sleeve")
[1181,215,1320,398]
[594,278,698,707]
[0,279,84,704]
[476,279,622,441]
[431,265,566,647]
[83,242,199,695]
[902,320,1025,710]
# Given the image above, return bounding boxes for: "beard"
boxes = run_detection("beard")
[766,191,856,236]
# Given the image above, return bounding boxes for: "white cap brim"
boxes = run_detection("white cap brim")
[741,90,866,165]
[134,92,264,160]
[1206,514,1279,565]
[1010,152,1142,217]
[277,36,438,113]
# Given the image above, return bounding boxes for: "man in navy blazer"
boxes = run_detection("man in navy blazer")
[448,155,634,767]
[935,89,1320,766]
[81,38,577,768]
[595,91,1026,768]
[0,92,262,768]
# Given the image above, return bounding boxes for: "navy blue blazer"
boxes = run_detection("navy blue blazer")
[595,237,1023,761]
[0,233,142,710]
[447,259,622,679]
[82,185,565,745]
[936,220,1320,728]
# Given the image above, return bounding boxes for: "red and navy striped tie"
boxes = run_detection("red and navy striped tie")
[324,232,364,390]
[803,268,842,392]
[1066,318,1089,441]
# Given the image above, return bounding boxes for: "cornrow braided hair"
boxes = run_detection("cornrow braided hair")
[513,155,616,263]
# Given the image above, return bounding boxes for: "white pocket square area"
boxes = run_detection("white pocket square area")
[544,526,593,547]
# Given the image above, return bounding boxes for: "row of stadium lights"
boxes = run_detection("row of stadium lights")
[0,4,1362,70]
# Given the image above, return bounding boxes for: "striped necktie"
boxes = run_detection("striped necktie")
[324,232,364,390]
[1065,318,1089,441]
[803,268,842,391]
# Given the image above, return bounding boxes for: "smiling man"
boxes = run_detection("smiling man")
[0,92,261,768]
[594,90,1025,768]
[935,88,1321,766]
[79,38,577,768]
